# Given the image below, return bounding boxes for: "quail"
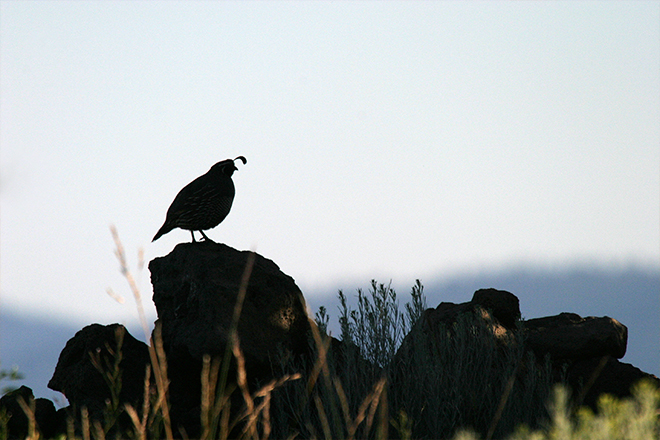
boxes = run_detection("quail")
[152,156,247,242]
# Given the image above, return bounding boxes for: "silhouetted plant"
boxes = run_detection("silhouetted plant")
[88,325,126,436]
[0,365,24,395]
[338,280,425,369]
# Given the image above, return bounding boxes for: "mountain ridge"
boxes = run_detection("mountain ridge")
[1,264,658,402]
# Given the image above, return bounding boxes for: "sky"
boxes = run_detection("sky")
[1,2,659,330]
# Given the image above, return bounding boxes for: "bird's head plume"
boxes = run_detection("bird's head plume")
[210,156,247,176]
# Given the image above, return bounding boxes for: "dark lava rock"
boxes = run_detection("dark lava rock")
[0,386,58,439]
[523,312,628,361]
[148,241,312,434]
[48,323,150,418]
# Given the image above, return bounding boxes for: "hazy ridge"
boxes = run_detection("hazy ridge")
[1,264,658,403]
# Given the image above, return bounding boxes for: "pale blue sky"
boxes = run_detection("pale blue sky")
[1,1,659,326]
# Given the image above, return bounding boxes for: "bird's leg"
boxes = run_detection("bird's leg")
[199,230,215,243]
[190,231,197,242]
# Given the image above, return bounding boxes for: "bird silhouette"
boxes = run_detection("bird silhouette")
[152,156,247,242]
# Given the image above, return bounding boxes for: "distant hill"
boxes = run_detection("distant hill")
[0,312,79,402]
[1,264,658,403]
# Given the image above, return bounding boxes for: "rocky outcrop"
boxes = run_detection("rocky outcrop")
[390,289,529,439]
[149,242,311,375]
[524,313,627,360]
[393,289,658,413]
[472,288,521,329]
[390,288,659,438]
[410,288,520,342]
[521,312,648,408]
[148,241,313,434]
[46,323,151,435]
[2,243,657,439]
[47,324,151,411]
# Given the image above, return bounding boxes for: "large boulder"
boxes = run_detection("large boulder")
[148,241,313,433]
[471,288,520,330]
[0,386,59,439]
[150,242,311,366]
[48,324,150,420]
[523,313,628,360]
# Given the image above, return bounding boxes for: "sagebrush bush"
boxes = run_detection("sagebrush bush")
[389,312,555,439]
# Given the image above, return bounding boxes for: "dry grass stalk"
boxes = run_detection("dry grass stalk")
[345,377,386,440]
[110,225,173,439]
[93,420,105,440]
[313,393,331,440]
[124,365,152,440]
[16,396,38,440]
[81,407,90,440]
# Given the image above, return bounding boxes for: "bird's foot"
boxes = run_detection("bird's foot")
[199,231,216,243]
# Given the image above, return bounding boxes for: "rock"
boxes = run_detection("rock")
[48,324,151,420]
[523,313,628,361]
[389,289,529,440]
[150,242,311,365]
[0,386,59,439]
[407,288,520,344]
[566,356,660,410]
[419,301,511,341]
[148,241,312,434]
[389,287,656,438]
[471,288,520,330]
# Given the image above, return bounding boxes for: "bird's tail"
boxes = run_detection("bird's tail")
[152,223,173,242]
